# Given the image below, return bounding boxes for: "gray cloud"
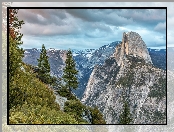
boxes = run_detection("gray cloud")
[16,8,166,50]
[154,22,166,32]
[65,9,136,26]
[18,9,67,26]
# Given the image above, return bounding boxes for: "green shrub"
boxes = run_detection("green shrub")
[88,106,106,124]
[148,77,166,101]
[64,100,88,123]
[9,104,78,124]
[57,86,77,100]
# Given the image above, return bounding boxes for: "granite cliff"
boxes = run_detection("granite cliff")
[22,37,166,101]
[81,32,166,124]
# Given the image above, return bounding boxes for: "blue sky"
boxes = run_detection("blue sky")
[16,7,166,50]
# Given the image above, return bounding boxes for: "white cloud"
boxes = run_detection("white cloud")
[154,22,166,32]
[12,2,169,49]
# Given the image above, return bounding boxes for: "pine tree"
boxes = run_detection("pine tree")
[119,101,132,124]
[89,106,106,124]
[9,9,25,109]
[9,9,24,80]
[37,44,51,84]
[62,49,78,94]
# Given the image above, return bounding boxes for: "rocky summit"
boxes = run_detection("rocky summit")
[113,31,152,66]
[81,31,166,124]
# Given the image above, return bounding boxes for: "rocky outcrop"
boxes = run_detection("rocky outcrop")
[81,32,166,124]
[113,32,152,66]
[55,94,67,111]
[23,41,166,100]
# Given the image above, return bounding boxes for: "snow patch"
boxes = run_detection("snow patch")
[24,50,30,53]
[155,49,161,51]
[86,54,92,58]
[73,53,79,56]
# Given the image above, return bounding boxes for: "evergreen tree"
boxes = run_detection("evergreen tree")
[37,44,51,84]
[9,9,24,81]
[9,9,25,109]
[62,49,78,93]
[119,101,132,124]
[89,106,106,124]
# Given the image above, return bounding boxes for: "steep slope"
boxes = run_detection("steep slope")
[149,48,166,70]
[167,47,174,71]
[22,41,121,98]
[10,62,106,124]
[72,41,121,98]
[9,63,79,124]
[22,41,166,99]
[81,32,166,124]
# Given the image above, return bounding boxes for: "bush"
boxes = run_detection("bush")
[9,67,59,109]
[9,104,78,124]
[88,106,106,124]
[148,77,166,101]
[64,100,88,124]
[57,86,77,100]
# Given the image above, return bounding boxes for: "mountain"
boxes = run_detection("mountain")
[22,41,121,98]
[72,41,121,98]
[148,48,166,70]
[167,47,174,71]
[23,48,67,77]
[113,32,152,66]
[22,41,166,99]
[81,31,166,124]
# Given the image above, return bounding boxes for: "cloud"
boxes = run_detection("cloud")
[14,6,166,49]
[65,9,136,26]
[20,23,80,36]
[18,9,68,26]
[154,22,166,32]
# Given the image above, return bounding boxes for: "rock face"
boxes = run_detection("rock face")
[22,41,121,99]
[22,40,166,100]
[113,32,152,66]
[23,48,67,77]
[81,32,166,124]
[72,41,121,98]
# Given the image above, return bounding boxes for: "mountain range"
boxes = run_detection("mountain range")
[23,40,166,99]
[22,31,166,124]
[81,32,166,124]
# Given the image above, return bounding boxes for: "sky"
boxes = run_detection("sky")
[12,3,168,50]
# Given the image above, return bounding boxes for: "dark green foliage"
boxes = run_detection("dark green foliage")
[62,49,78,93]
[105,57,116,65]
[8,10,105,124]
[50,76,62,89]
[119,101,132,124]
[89,106,106,124]
[9,9,25,109]
[126,54,146,68]
[64,100,106,124]
[37,44,51,84]
[64,100,88,123]
[152,109,166,123]
[9,64,82,124]
[9,64,59,109]
[29,64,61,88]
[148,77,166,102]
[116,70,134,87]
[9,9,24,81]
[141,106,166,124]
[57,86,77,100]
[8,10,87,124]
